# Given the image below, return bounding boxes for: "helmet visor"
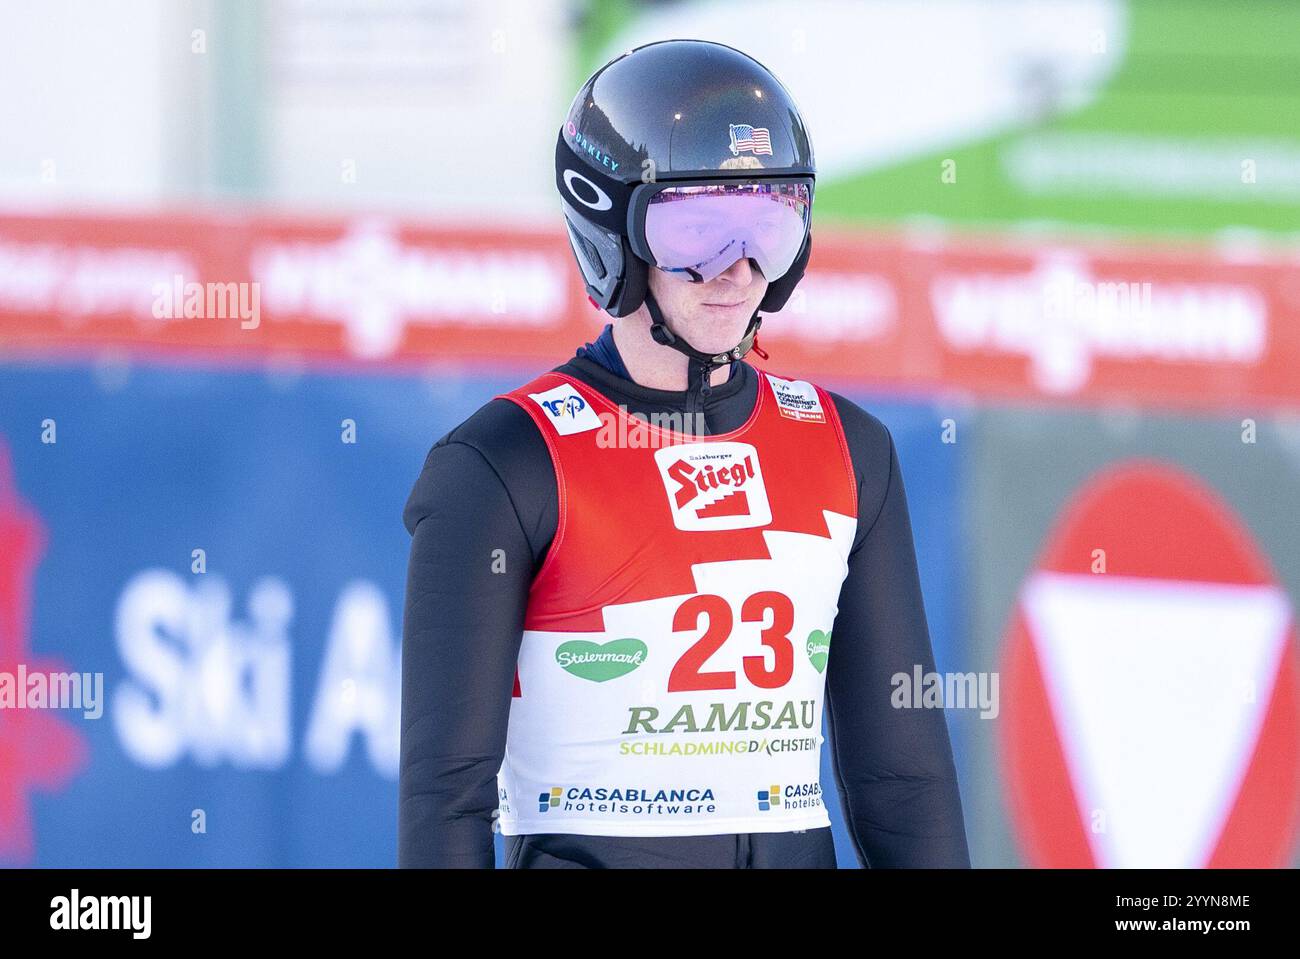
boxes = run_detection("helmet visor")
[641,181,810,284]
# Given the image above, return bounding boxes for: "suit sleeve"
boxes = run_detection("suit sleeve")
[397,437,536,868]
[822,396,972,867]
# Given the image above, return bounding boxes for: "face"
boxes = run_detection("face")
[645,256,768,355]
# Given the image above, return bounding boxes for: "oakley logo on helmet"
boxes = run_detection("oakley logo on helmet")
[563,169,613,212]
[566,122,621,174]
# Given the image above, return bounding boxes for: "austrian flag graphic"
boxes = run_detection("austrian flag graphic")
[1000,461,1300,868]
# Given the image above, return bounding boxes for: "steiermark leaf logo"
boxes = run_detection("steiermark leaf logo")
[806,629,832,673]
[555,638,648,682]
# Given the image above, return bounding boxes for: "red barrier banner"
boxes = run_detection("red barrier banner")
[2,210,1298,411]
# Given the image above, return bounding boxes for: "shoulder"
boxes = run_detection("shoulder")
[403,385,556,536]
[763,372,901,535]
[756,366,894,460]
[423,393,547,472]
[428,365,580,460]
[819,390,906,543]
[822,389,893,464]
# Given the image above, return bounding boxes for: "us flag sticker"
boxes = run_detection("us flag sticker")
[728,123,772,156]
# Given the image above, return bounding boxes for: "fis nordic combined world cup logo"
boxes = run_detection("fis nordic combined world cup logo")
[765,374,827,423]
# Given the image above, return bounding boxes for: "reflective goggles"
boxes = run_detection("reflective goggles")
[628,178,812,284]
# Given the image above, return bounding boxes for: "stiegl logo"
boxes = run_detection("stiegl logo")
[50,889,151,939]
[654,441,772,531]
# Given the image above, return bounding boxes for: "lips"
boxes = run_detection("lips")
[703,301,746,308]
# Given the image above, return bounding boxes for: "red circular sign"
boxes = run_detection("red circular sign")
[1001,460,1300,867]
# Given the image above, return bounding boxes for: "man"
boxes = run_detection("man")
[399,39,970,869]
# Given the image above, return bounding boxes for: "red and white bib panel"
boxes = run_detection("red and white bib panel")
[493,368,858,836]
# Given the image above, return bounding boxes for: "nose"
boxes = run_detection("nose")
[719,256,759,284]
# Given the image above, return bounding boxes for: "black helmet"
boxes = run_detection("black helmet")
[555,39,815,368]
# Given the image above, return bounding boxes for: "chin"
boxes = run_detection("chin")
[687,306,755,352]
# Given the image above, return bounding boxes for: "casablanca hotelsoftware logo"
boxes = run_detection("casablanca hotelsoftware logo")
[0,440,88,864]
[1000,461,1300,868]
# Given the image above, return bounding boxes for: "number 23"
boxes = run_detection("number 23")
[668,591,794,692]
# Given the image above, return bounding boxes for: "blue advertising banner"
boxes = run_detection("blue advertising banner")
[0,360,962,868]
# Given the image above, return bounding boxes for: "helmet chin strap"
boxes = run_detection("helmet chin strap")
[644,287,764,378]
